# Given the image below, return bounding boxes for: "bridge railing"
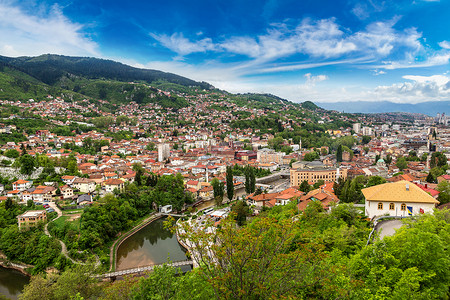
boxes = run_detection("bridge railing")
[101,259,193,278]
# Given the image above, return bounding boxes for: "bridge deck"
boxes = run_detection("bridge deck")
[102,260,193,278]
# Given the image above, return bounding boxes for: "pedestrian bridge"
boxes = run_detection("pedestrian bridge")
[101,259,193,278]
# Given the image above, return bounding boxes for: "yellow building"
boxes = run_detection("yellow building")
[290,162,347,186]
[362,181,439,218]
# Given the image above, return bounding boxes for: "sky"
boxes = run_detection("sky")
[1,0,450,104]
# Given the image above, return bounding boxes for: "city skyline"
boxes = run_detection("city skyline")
[1,0,450,104]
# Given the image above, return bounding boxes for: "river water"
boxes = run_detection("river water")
[0,266,30,299]
[116,217,189,271]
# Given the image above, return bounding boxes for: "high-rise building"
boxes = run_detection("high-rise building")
[362,127,373,136]
[158,143,170,162]
[353,123,361,134]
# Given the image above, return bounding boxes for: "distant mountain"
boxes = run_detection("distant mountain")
[0,54,212,89]
[316,101,449,116]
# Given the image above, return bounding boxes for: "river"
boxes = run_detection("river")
[116,217,190,271]
[0,266,30,299]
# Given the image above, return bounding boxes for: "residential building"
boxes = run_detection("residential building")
[158,143,170,162]
[12,180,32,191]
[61,185,74,199]
[104,178,125,193]
[353,123,361,134]
[72,178,96,193]
[362,180,440,219]
[257,148,284,165]
[17,210,47,230]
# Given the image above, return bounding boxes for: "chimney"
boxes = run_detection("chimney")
[425,183,428,189]
[406,184,409,191]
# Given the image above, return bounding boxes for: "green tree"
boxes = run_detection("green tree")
[244,166,256,194]
[374,154,380,165]
[231,200,250,226]
[177,214,328,300]
[268,136,284,151]
[303,151,319,161]
[349,211,450,299]
[396,156,408,171]
[426,172,436,183]
[430,152,448,169]
[436,180,450,204]
[19,154,36,175]
[4,149,19,158]
[385,154,392,165]
[366,176,387,187]
[226,166,234,201]
[336,144,343,163]
[313,179,325,189]
[249,167,256,193]
[362,135,371,144]
[20,265,101,300]
[130,264,214,300]
[299,180,310,193]
[211,178,224,203]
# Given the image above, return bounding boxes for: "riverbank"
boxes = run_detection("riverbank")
[0,265,30,300]
[0,260,32,277]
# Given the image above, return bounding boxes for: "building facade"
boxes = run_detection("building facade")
[362,181,439,219]
[17,210,47,230]
[290,162,347,186]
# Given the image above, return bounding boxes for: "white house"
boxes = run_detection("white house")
[12,180,32,191]
[72,178,96,193]
[362,180,440,219]
[103,179,125,194]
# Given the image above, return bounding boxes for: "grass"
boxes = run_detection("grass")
[62,208,84,215]
[51,215,81,232]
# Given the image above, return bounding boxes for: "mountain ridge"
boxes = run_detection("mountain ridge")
[316,101,449,116]
[0,54,213,89]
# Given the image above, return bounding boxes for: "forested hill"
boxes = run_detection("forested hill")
[0,54,212,89]
[0,54,328,112]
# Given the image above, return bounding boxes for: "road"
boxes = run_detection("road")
[376,219,404,240]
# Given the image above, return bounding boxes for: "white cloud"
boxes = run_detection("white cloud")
[370,74,450,102]
[352,3,370,20]
[151,17,428,70]
[439,40,450,49]
[375,53,450,69]
[149,32,216,56]
[372,69,386,75]
[304,73,328,85]
[0,2,98,57]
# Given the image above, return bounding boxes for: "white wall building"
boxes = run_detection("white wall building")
[362,181,439,219]
[158,143,170,162]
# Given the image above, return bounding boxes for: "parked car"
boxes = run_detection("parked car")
[35,202,43,206]
[46,208,55,213]
[43,204,50,208]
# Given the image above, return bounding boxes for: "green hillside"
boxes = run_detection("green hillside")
[0,54,212,89]
[0,62,81,101]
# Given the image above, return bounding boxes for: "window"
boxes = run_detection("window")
[389,203,395,210]
[378,203,383,210]
[401,203,406,211]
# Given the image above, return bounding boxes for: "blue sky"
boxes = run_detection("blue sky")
[1,0,450,104]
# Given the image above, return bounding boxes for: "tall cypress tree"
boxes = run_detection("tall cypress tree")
[250,167,256,193]
[226,166,234,201]
[245,167,251,194]
[336,145,343,163]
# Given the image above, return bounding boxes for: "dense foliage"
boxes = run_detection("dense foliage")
[0,201,65,274]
